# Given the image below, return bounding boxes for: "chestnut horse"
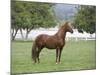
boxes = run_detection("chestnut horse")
[32,21,73,64]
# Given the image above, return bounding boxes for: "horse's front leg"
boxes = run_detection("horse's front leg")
[56,48,58,64]
[57,48,62,64]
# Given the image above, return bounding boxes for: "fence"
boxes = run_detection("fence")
[14,29,96,41]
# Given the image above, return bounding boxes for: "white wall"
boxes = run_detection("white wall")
[15,28,96,40]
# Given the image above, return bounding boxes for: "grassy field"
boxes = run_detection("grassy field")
[11,40,96,74]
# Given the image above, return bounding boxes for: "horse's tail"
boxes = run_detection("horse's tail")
[32,42,37,61]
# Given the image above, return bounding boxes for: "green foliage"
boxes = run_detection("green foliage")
[11,1,56,28]
[74,5,96,34]
[11,1,56,40]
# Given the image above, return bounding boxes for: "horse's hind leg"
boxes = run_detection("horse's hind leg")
[33,56,36,64]
[32,55,36,64]
[32,49,36,64]
[36,48,42,63]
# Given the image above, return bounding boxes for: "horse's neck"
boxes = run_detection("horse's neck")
[55,29,67,40]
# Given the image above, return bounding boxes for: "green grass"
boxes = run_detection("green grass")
[11,40,96,74]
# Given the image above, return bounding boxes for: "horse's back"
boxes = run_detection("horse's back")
[35,34,49,41]
[34,34,49,47]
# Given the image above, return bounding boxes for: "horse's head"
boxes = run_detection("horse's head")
[64,21,73,33]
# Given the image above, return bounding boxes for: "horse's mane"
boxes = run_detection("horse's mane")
[55,21,69,37]
[59,21,69,31]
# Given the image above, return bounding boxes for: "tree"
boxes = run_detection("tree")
[11,1,56,40]
[11,1,23,40]
[74,5,96,34]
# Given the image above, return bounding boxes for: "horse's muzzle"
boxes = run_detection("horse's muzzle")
[71,30,73,33]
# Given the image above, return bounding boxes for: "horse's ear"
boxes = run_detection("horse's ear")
[65,21,69,25]
[63,21,69,27]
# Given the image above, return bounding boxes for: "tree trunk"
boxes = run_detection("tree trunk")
[25,29,31,40]
[20,28,25,40]
[25,31,29,40]
[12,29,18,40]
[25,28,32,40]
[90,34,92,38]
[11,28,14,39]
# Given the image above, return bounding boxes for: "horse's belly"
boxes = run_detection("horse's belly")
[45,45,56,49]
[44,40,64,49]
[45,42,57,49]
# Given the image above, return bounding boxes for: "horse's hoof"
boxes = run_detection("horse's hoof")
[56,62,61,64]
[32,62,36,64]
[37,62,40,64]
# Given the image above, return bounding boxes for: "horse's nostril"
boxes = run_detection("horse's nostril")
[71,30,73,33]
